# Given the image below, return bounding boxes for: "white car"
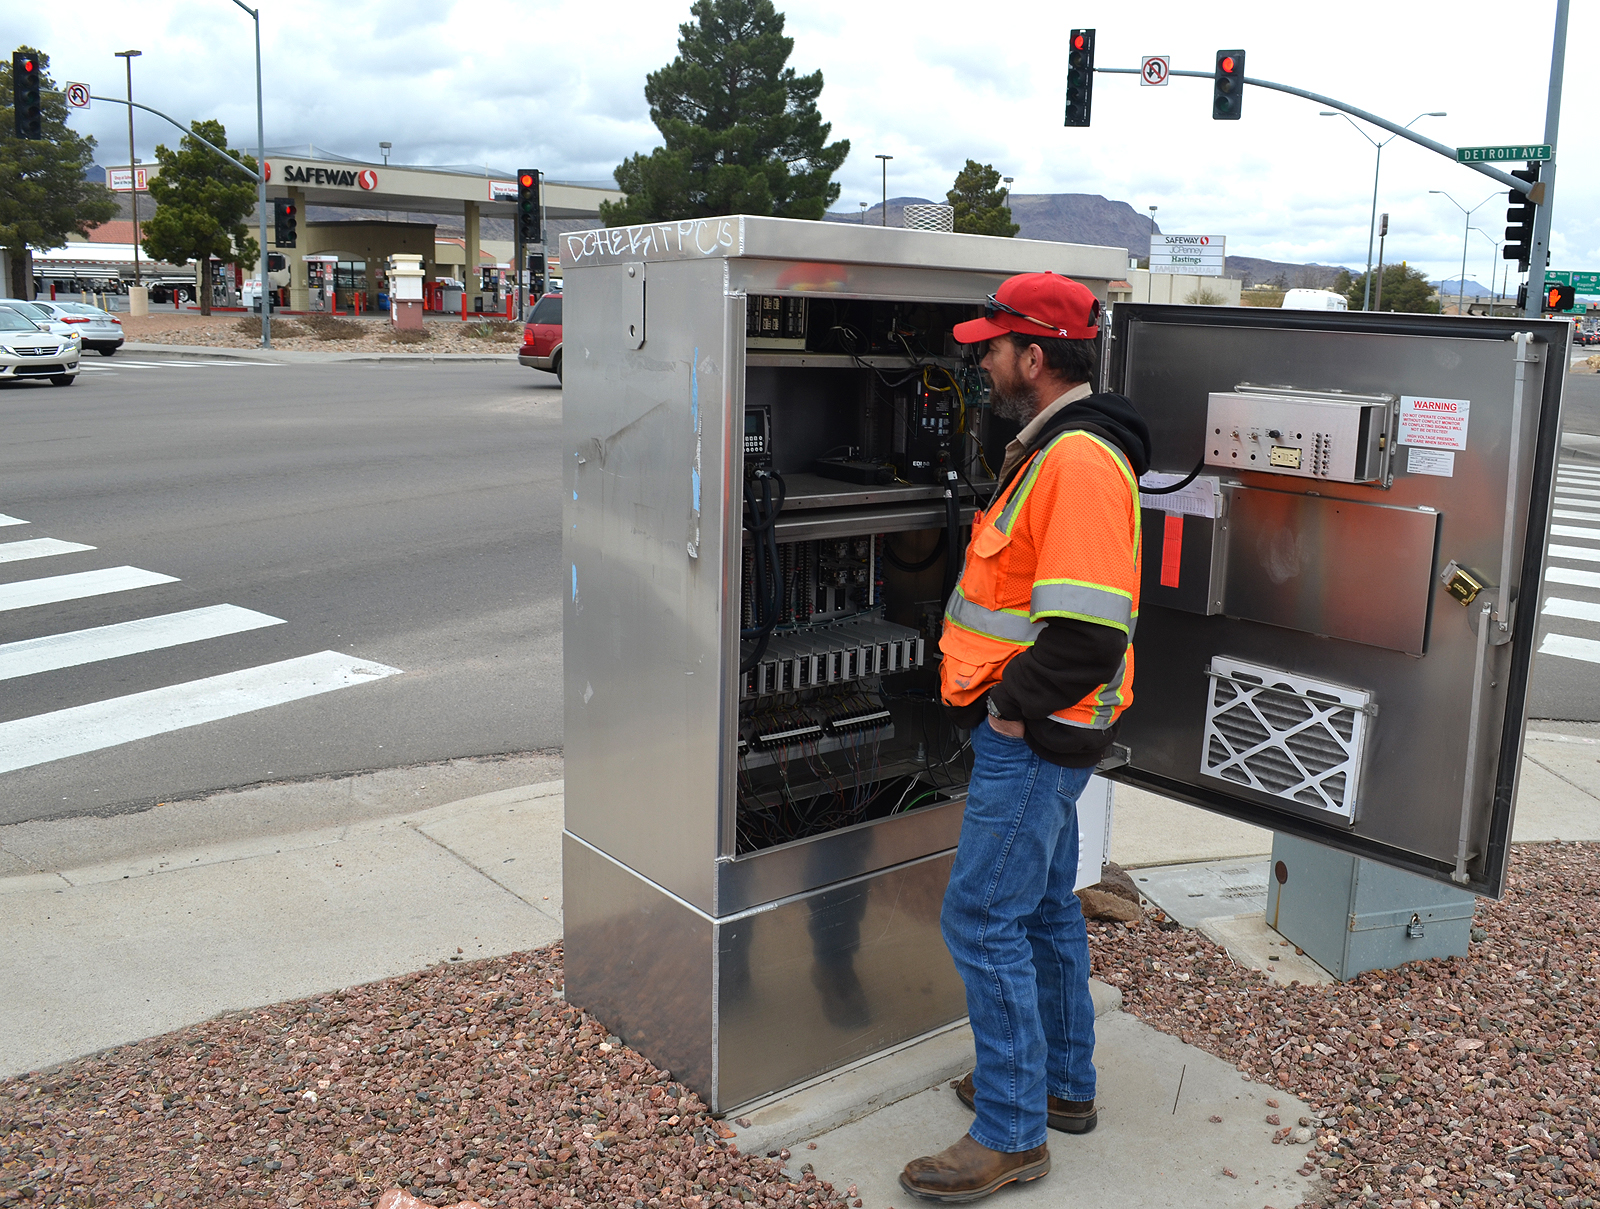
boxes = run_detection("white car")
[0,307,80,386]
[47,301,125,356]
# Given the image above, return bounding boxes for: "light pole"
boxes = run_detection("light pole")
[1471,226,1500,313]
[227,0,269,348]
[875,154,893,227]
[1320,110,1445,310]
[859,201,867,224]
[379,141,392,165]
[1001,175,1014,202]
[1148,205,1158,267]
[1430,189,1498,316]
[113,51,142,287]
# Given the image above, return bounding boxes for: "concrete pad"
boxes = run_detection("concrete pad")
[1198,914,1336,987]
[1132,858,1270,929]
[1110,783,1272,868]
[0,818,561,1078]
[800,1011,1313,1209]
[730,981,1122,1159]
[1513,752,1600,842]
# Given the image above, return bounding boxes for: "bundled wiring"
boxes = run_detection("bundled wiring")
[739,471,786,673]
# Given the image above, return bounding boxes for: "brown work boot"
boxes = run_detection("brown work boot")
[899,1133,1049,1203]
[955,1072,1099,1134]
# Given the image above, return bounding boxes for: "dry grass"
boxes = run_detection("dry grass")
[300,314,367,341]
[385,327,432,345]
[464,319,523,342]
[231,316,307,339]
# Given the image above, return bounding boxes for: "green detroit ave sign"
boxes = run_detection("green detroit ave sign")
[1456,143,1552,163]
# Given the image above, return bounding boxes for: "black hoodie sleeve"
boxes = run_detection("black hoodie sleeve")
[986,617,1127,722]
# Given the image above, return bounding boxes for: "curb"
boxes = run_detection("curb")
[119,343,521,365]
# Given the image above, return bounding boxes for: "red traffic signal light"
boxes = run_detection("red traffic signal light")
[1072,33,1085,50]
[1064,28,1095,128]
[1220,56,1235,73]
[519,172,535,188]
[1213,49,1246,120]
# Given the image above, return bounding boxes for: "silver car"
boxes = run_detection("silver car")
[46,301,125,356]
[0,307,80,386]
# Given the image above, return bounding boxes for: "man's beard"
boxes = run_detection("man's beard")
[988,379,1039,424]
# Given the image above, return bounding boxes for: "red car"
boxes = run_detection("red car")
[518,292,563,382]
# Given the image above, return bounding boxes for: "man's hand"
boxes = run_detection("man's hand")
[988,716,1026,739]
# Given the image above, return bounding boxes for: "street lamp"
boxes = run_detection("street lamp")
[1471,226,1501,312]
[226,0,270,348]
[379,141,392,165]
[875,154,893,227]
[858,201,867,224]
[1320,109,1445,311]
[113,51,142,287]
[1001,175,1014,202]
[1148,205,1158,267]
[1430,189,1499,316]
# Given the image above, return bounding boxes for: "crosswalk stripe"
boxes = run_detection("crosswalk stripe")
[0,650,401,774]
[0,604,284,682]
[1551,524,1600,542]
[0,566,177,612]
[1549,544,1600,564]
[1542,597,1600,624]
[1539,632,1600,665]
[0,516,25,527]
[0,538,95,564]
[1546,566,1600,589]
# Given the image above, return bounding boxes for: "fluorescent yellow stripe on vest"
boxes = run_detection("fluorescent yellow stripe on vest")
[1050,652,1129,730]
[1030,578,1136,635]
[946,586,1044,646]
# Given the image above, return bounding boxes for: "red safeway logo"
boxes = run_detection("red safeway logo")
[358,169,378,190]
[1199,236,1210,245]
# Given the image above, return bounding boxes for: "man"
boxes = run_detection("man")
[900,272,1150,1203]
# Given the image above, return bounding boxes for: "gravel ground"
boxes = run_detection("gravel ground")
[1095,841,1600,1209]
[116,312,522,355]
[0,944,847,1209]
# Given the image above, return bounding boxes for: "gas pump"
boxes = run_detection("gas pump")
[304,255,337,313]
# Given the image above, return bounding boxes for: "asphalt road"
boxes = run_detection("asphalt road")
[0,354,563,826]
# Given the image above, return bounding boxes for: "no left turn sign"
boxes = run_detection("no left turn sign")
[1140,56,1169,86]
[65,82,91,109]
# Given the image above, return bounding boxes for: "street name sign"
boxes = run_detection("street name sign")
[1150,234,1225,277]
[1547,271,1600,294]
[1456,144,1552,164]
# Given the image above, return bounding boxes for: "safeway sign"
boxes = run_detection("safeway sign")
[1150,234,1226,278]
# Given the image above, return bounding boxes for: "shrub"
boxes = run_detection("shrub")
[387,327,431,345]
[300,314,366,340]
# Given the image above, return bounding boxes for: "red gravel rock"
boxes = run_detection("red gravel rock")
[1091,841,1600,1208]
[0,943,845,1209]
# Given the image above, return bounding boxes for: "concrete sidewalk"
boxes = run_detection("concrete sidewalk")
[4,726,1599,1204]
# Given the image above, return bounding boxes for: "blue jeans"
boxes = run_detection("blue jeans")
[941,717,1097,1153]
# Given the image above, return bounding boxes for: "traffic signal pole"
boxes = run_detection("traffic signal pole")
[1523,0,1568,319]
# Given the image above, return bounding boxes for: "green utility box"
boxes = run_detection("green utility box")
[1266,832,1477,981]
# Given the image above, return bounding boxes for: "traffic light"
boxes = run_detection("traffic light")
[273,197,297,248]
[517,169,542,245]
[1213,49,1245,120]
[1064,29,1095,127]
[12,51,42,140]
[1503,166,1538,274]
[1545,283,1575,313]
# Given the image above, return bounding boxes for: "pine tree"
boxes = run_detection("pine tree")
[141,121,259,316]
[0,49,118,297]
[600,0,849,226]
[946,161,1018,237]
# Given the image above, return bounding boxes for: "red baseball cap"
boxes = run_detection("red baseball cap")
[952,271,1102,344]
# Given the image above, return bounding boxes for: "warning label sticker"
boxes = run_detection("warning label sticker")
[1406,447,1455,477]
[1398,395,1470,450]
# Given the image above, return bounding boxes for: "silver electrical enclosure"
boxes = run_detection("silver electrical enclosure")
[1110,303,1568,898]
[560,216,1129,1114]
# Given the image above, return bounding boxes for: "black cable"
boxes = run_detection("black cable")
[940,483,961,606]
[739,471,787,674]
[1140,456,1207,495]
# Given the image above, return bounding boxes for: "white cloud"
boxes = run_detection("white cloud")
[17,0,1593,282]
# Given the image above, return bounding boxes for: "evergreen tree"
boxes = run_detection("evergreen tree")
[0,49,118,298]
[946,161,1018,237]
[1340,262,1440,313]
[600,0,849,226]
[141,121,259,316]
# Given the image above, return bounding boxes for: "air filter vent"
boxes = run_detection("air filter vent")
[1200,656,1374,821]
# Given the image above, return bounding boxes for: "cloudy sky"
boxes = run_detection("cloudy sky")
[15,0,1592,287]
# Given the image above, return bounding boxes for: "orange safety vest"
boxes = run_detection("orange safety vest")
[939,428,1141,730]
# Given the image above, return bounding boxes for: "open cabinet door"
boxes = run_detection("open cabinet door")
[1104,304,1570,897]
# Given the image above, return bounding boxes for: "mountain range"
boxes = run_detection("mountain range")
[827,195,1353,288]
